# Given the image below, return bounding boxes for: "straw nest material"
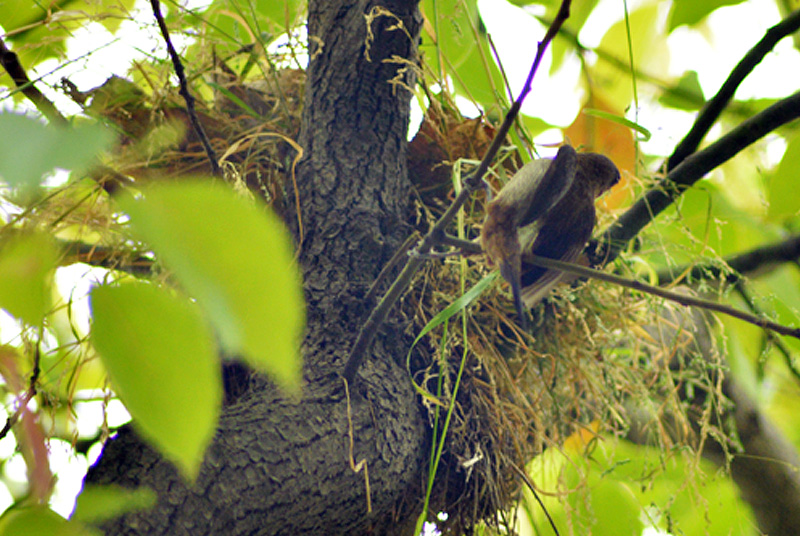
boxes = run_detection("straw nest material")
[402,102,723,534]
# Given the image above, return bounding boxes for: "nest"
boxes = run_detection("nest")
[54,52,722,535]
[62,63,305,212]
[402,105,723,535]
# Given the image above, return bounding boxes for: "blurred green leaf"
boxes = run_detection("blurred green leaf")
[659,70,704,111]
[422,0,477,72]
[582,108,652,140]
[0,506,99,536]
[768,133,800,222]
[117,182,304,390]
[252,0,305,29]
[421,0,506,108]
[569,480,643,536]
[669,0,746,31]
[0,113,113,190]
[550,0,602,72]
[549,439,758,536]
[202,0,305,54]
[591,4,669,111]
[0,232,59,325]
[90,282,221,480]
[73,484,157,524]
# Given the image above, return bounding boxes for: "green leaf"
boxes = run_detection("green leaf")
[582,108,652,141]
[421,0,506,108]
[669,0,746,31]
[659,70,705,111]
[411,272,498,345]
[202,0,305,55]
[90,282,221,480]
[0,232,59,325]
[0,506,99,536]
[580,480,643,536]
[73,484,157,524]
[205,81,261,118]
[591,4,669,111]
[0,113,113,190]
[252,0,305,29]
[768,132,800,222]
[422,0,477,72]
[117,182,304,390]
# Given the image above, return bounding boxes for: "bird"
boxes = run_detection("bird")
[481,145,620,327]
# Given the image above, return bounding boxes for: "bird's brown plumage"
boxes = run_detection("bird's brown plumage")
[481,145,620,326]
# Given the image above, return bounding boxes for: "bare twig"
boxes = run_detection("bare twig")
[667,9,800,171]
[592,11,800,265]
[342,0,574,382]
[0,333,42,441]
[57,239,155,276]
[149,0,221,176]
[594,90,800,264]
[450,236,800,340]
[509,462,560,536]
[0,36,66,125]
[364,232,419,304]
[528,254,800,339]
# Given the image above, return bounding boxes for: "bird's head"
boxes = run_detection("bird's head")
[576,153,620,198]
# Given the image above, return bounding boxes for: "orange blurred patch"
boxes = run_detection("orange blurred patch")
[563,420,602,454]
[566,98,636,210]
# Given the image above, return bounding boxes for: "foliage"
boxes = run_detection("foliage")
[0,0,306,529]
[0,0,799,534]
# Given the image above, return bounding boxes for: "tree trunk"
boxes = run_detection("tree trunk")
[86,2,428,534]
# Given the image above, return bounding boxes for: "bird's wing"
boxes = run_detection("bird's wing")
[486,144,577,231]
[517,144,577,226]
[520,202,596,307]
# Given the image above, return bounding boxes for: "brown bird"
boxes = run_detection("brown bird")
[481,145,620,327]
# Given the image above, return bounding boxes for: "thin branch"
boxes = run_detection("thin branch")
[667,9,800,172]
[342,0,574,382]
[594,90,800,264]
[364,232,419,304]
[149,0,221,176]
[0,332,42,441]
[450,236,800,340]
[656,233,800,286]
[0,36,66,125]
[57,239,155,276]
[509,461,560,536]
[526,253,800,339]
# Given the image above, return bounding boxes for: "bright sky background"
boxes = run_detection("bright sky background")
[2,0,800,527]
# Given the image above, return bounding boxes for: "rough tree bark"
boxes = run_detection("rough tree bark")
[86,1,429,535]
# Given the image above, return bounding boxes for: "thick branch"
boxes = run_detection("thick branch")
[596,91,800,263]
[667,9,800,171]
[0,36,66,125]
[89,3,428,535]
